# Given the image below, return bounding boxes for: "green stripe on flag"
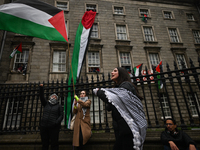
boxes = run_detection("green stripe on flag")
[65,22,84,127]
[0,12,66,42]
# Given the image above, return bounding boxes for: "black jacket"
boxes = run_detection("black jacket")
[161,128,197,150]
[97,81,138,135]
[39,86,63,127]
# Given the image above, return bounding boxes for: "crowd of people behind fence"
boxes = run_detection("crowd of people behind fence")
[38,67,198,150]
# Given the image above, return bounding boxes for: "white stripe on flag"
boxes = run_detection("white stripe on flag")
[0,3,53,27]
[77,27,90,77]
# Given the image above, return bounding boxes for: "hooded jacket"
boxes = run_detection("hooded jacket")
[39,86,63,127]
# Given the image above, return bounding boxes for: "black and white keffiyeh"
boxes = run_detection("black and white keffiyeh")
[80,97,88,119]
[101,88,147,150]
[49,93,58,105]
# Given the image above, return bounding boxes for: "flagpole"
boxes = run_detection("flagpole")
[68,42,75,95]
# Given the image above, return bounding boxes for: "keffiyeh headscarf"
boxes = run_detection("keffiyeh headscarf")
[101,88,147,150]
[49,93,58,105]
[80,97,88,119]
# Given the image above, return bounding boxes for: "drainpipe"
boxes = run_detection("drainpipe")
[0,31,7,62]
[0,0,13,62]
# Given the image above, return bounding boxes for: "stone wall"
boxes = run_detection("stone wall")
[0,130,200,150]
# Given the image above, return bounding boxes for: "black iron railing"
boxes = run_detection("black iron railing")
[0,58,200,133]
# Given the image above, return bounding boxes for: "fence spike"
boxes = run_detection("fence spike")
[189,58,195,68]
[174,61,178,70]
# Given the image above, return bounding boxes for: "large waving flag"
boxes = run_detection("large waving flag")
[156,61,163,89]
[65,10,96,128]
[0,0,68,42]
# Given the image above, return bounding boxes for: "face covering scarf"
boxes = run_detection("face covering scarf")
[49,93,58,105]
[101,88,147,150]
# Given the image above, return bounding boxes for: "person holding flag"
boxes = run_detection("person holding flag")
[93,67,147,150]
[73,91,91,150]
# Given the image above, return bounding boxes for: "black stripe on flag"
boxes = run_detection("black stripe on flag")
[13,0,61,16]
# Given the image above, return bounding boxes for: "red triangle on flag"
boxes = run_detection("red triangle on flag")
[81,10,96,29]
[16,43,22,53]
[156,61,162,73]
[48,11,68,42]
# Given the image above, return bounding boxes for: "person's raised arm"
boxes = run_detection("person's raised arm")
[93,88,109,104]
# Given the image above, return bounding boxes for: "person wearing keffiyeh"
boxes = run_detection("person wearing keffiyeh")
[73,91,92,150]
[93,67,147,150]
[39,84,63,150]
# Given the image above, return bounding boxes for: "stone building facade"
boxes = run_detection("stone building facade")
[0,0,200,128]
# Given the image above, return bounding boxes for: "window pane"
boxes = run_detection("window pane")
[57,2,68,11]
[160,94,171,117]
[149,53,159,66]
[187,14,194,20]
[116,25,127,40]
[164,12,172,19]
[86,4,96,11]
[176,54,187,69]
[140,9,148,16]
[90,95,104,123]
[88,52,100,72]
[193,30,200,44]
[91,24,98,38]
[143,27,154,41]
[169,29,179,42]
[114,7,123,14]
[53,51,66,72]
[188,93,200,116]
[13,50,29,71]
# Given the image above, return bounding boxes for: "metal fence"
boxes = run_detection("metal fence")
[0,58,200,134]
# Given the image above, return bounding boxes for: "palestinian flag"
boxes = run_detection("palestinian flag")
[133,63,143,77]
[0,0,68,42]
[156,61,163,89]
[65,10,96,128]
[142,14,147,23]
[9,43,22,58]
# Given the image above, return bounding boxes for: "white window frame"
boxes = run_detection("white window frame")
[186,13,195,21]
[168,28,181,43]
[13,50,29,72]
[175,53,188,69]
[3,99,22,129]
[139,8,151,17]
[55,1,69,11]
[192,30,200,44]
[142,26,156,42]
[119,52,132,71]
[160,94,171,118]
[87,51,100,73]
[163,11,174,19]
[149,53,160,68]
[113,6,125,15]
[115,24,129,40]
[52,50,66,72]
[90,23,100,39]
[187,93,200,117]
[85,3,98,13]
[90,95,104,124]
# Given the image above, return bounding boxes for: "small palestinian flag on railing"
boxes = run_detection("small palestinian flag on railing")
[9,43,22,58]
[156,61,163,89]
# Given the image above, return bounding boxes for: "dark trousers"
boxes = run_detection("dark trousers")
[77,127,83,150]
[164,145,198,150]
[40,126,60,150]
[113,133,133,150]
